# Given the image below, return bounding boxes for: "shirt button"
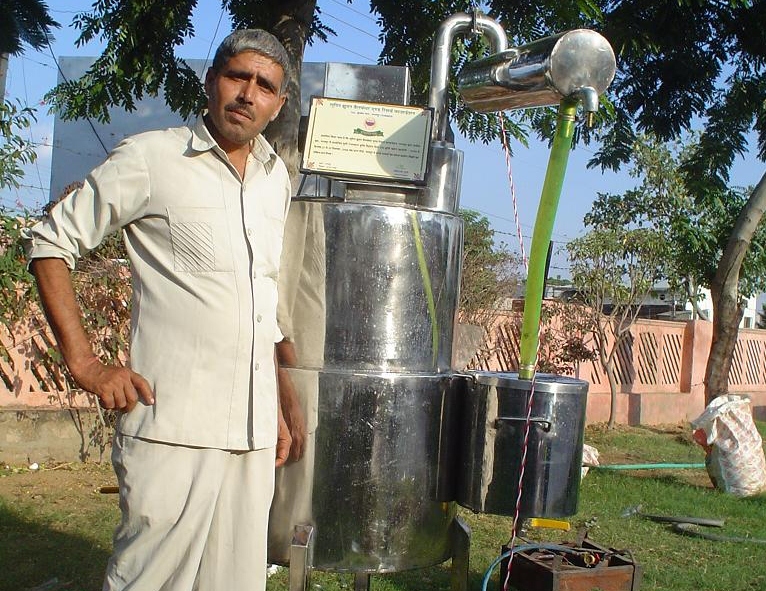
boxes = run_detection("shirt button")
[254,363,260,371]
[246,228,253,236]
[256,314,263,323]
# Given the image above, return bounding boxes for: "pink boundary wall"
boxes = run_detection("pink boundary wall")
[475,314,766,425]
[579,320,766,424]
[2,314,766,426]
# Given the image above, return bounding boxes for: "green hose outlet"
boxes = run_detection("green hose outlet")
[518,99,578,380]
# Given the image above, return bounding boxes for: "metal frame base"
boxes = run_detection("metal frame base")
[288,517,471,591]
[288,525,314,591]
[284,516,471,591]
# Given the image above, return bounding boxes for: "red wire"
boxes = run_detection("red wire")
[498,114,541,591]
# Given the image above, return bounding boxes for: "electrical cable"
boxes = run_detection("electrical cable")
[482,543,584,591]
[327,0,378,23]
[502,370,540,591]
[323,12,379,39]
[200,7,227,76]
[497,107,546,591]
[500,115,528,268]
[44,39,109,157]
[323,39,376,62]
[19,54,47,205]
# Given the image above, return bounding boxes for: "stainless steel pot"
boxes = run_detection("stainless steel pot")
[457,372,589,517]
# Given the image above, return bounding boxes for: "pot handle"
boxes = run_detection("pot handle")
[494,416,552,432]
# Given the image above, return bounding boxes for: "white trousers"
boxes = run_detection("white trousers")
[103,434,276,591]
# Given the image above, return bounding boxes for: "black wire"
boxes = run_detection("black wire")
[44,38,109,156]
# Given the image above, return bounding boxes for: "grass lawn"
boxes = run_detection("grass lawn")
[1,422,764,591]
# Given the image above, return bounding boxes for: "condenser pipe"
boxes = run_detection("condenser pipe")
[428,12,508,141]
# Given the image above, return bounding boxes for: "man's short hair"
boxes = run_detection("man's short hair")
[212,29,290,93]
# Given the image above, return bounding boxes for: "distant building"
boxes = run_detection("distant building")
[548,280,762,328]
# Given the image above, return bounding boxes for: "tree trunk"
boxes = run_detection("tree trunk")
[605,357,619,429]
[684,277,709,321]
[252,0,317,187]
[594,326,618,428]
[0,53,8,101]
[704,171,766,403]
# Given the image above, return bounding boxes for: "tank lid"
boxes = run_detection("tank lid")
[464,371,588,393]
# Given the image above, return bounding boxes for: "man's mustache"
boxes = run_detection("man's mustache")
[226,104,254,120]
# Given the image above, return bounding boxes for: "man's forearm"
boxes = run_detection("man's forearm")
[30,257,98,377]
[30,257,154,411]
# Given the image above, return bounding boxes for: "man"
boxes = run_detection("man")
[24,29,294,590]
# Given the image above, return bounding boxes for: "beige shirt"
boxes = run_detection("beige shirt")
[23,116,291,450]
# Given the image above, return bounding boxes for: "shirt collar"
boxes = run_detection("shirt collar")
[191,113,278,174]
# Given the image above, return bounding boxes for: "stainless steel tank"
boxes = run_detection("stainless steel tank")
[268,11,601,582]
[268,199,464,572]
[269,12,510,575]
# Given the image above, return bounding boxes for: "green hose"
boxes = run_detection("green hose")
[410,210,439,366]
[518,99,579,380]
[594,463,706,470]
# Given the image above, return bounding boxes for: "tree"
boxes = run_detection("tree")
[0,101,37,190]
[458,208,521,328]
[758,303,766,330]
[43,0,605,176]
[44,1,766,159]
[589,1,766,403]
[0,182,131,460]
[587,135,766,402]
[38,1,766,401]
[1,1,59,189]
[567,226,668,427]
[0,0,58,56]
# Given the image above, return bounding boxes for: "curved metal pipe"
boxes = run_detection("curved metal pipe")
[428,12,508,141]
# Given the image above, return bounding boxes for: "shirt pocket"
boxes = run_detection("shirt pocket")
[167,206,234,272]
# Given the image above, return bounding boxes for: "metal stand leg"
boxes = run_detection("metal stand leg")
[288,525,314,591]
[450,515,471,591]
[354,573,371,591]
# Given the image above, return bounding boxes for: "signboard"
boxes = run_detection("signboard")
[301,97,432,183]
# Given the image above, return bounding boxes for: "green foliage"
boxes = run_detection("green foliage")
[0,100,38,190]
[0,0,59,55]
[568,225,669,423]
[537,300,597,375]
[39,0,766,189]
[229,0,330,42]
[593,0,765,175]
[46,1,205,122]
[0,209,36,328]
[568,226,669,311]
[0,203,131,460]
[586,134,766,303]
[458,208,520,322]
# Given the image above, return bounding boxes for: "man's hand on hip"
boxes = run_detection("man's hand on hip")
[72,358,154,412]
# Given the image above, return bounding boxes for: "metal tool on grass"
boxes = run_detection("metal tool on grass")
[622,504,725,527]
[672,522,766,544]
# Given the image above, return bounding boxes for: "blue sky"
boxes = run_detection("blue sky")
[2,0,763,279]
